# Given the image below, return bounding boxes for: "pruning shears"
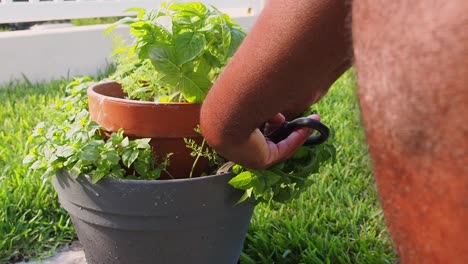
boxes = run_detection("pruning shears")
[217,116,330,175]
[264,117,330,146]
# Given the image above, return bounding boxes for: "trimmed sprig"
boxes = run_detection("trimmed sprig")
[184,126,221,177]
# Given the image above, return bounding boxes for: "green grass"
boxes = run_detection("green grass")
[70,17,124,27]
[0,71,397,263]
[0,79,75,263]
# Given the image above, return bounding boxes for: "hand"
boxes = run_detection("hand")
[261,113,320,168]
[215,113,319,170]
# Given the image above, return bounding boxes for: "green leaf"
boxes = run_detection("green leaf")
[56,146,75,158]
[196,55,212,76]
[147,44,180,74]
[174,32,206,65]
[221,24,231,55]
[134,159,149,177]
[179,72,211,103]
[80,145,100,162]
[134,138,151,149]
[23,154,36,165]
[251,175,266,194]
[122,149,139,168]
[121,137,129,148]
[30,160,43,170]
[169,2,207,17]
[273,187,292,203]
[228,28,245,57]
[261,170,282,187]
[292,147,310,159]
[124,7,146,18]
[228,171,254,189]
[69,160,82,177]
[103,150,120,165]
[32,122,46,137]
[202,52,222,68]
[91,169,107,184]
[232,164,244,175]
[236,188,253,204]
[103,24,118,35]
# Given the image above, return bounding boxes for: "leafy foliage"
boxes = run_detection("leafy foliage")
[229,141,337,205]
[184,126,222,177]
[23,77,168,183]
[106,2,246,103]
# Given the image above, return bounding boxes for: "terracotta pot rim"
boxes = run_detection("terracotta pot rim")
[89,81,201,107]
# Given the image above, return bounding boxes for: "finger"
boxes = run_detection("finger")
[265,126,312,165]
[267,114,321,163]
[308,113,320,121]
[278,127,313,159]
[267,113,286,124]
[264,113,286,134]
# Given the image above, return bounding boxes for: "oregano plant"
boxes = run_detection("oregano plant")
[24,77,169,183]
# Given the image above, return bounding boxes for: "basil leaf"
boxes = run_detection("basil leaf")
[169,2,207,17]
[175,32,206,65]
[147,44,179,74]
[228,28,246,57]
[179,72,211,103]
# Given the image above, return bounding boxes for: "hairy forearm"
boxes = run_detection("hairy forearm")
[201,0,352,162]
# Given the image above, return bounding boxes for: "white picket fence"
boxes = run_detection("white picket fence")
[0,0,263,84]
[0,0,264,23]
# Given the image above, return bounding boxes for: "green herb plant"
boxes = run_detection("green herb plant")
[229,139,336,205]
[106,2,246,103]
[23,2,337,207]
[184,126,223,178]
[23,77,169,183]
[181,126,337,205]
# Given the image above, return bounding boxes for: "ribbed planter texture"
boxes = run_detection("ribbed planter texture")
[53,170,255,264]
[87,81,209,179]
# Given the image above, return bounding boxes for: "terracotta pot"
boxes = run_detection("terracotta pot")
[87,81,209,179]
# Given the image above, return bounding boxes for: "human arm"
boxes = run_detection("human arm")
[200,0,352,169]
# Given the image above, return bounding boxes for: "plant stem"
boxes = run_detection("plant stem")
[189,139,205,178]
[164,169,174,179]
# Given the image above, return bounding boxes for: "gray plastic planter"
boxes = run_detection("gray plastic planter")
[53,171,255,264]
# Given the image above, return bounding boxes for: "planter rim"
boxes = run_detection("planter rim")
[78,171,233,185]
[89,81,201,106]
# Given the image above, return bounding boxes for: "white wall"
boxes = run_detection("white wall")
[0,25,127,84]
[0,16,258,85]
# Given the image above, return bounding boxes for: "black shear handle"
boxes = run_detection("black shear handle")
[266,117,330,146]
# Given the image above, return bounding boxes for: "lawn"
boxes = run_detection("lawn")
[0,71,398,263]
